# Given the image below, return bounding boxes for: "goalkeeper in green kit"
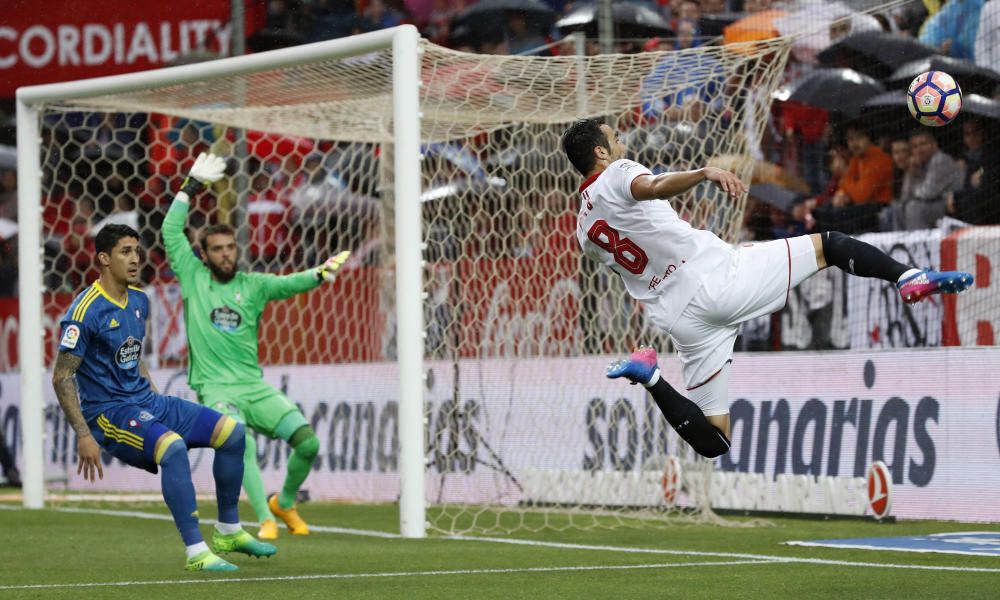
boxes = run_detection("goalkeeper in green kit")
[163,153,349,540]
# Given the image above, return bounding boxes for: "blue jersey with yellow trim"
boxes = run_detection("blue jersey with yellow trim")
[57,281,152,421]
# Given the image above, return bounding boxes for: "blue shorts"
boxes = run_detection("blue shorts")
[88,393,226,474]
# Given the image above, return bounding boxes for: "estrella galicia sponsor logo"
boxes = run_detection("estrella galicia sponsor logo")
[210,306,242,333]
[116,336,141,370]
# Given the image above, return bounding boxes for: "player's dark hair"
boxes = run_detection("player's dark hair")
[561,118,610,176]
[94,223,140,255]
[199,223,236,251]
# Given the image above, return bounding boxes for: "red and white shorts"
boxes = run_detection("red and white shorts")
[667,235,820,415]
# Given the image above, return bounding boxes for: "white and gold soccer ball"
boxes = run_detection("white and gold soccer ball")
[906,71,963,127]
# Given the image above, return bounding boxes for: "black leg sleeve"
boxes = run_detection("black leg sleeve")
[647,378,731,458]
[821,230,911,282]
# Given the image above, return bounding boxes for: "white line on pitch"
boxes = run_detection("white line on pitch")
[0,560,774,591]
[5,505,1000,575]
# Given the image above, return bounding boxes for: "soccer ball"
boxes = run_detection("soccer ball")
[906,71,962,127]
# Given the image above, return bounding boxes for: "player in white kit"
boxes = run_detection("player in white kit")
[562,118,974,457]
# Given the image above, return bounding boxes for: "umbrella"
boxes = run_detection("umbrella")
[864,91,1000,121]
[451,0,556,46]
[817,30,939,79]
[858,91,1000,157]
[775,68,885,116]
[698,14,740,38]
[888,56,1000,97]
[0,217,17,240]
[0,144,15,170]
[749,183,800,214]
[963,94,1000,120]
[774,2,880,64]
[453,0,555,23]
[556,2,674,40]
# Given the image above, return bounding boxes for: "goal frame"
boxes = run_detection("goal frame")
[15,25,427,538]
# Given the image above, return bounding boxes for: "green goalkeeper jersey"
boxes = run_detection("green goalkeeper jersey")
[163,197,321,388]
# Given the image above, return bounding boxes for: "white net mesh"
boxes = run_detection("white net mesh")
[34,35,791,532]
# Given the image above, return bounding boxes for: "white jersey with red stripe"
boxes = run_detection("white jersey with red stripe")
[576,159,734,333]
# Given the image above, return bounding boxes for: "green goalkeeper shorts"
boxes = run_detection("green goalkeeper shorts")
[196,381,307,440]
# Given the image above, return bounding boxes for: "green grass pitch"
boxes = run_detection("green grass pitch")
[2,498,999,599]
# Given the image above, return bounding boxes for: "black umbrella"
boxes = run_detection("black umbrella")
[888,56,1000,97]
[556,2,674,40]
[858,91,1000,157]
[697,14,740,38]
[749,183,800,214]
[964,94,1000,120]
[777,68,885,116]
[450,0,557,46]
[817,31,939,79]
[862,90,908,110]
[864,91,1000,121]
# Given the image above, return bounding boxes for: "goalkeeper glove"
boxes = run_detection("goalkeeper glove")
[315,250,351,283]
[180,153,227,196]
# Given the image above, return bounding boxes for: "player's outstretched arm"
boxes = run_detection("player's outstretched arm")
[163,153,227,280]
[51,352,103,482]
[257,250,352,301]
[631,166,746,201]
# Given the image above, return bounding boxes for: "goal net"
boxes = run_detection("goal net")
[20,28,791,533]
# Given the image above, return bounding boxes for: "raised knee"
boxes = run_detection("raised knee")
[211,417,245,451]
[295,433,320,460]
[155,432,187,464]
[821,230,847,252]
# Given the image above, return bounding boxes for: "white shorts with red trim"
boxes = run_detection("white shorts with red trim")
[664,235,819,415]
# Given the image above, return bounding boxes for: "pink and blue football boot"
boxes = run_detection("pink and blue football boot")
[897,270,974,304]
[606,345,659,386]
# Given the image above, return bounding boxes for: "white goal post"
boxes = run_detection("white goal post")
[16,25,428,537]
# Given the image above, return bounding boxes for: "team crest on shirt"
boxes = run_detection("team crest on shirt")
[60,325,80,349]
[135,309,141,320]
[115,336,141,370]
[128,419,139,428]
[138,411,154,422]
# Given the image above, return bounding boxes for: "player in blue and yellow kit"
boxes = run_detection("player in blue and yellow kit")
[52,224,277,572]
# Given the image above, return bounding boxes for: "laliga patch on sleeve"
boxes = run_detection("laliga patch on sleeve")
[61,324,81,349]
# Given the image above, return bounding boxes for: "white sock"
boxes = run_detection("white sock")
[643,368,661,388]
[186,541,209,559]
[215,522,242,535]
[898,268,922,284]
